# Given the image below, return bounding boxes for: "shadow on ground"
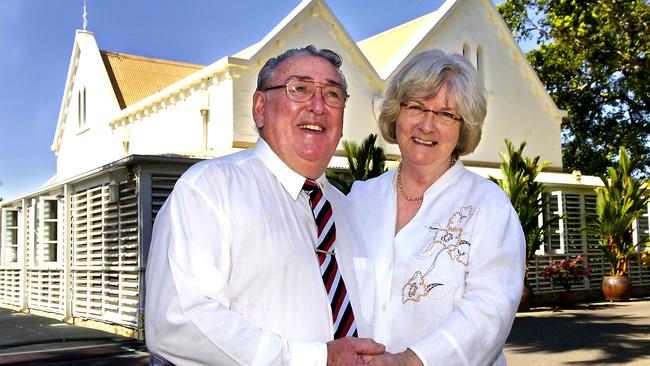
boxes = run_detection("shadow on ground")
[507,301,650,365]
[0,308,148,365]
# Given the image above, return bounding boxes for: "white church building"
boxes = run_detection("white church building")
[1,0,648,338]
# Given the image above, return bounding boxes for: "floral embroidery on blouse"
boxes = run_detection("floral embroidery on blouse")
[402,271,443,303]
[402,205,475,304]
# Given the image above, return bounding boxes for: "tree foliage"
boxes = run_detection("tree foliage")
[498,0,650,178]
[326,134,388,194]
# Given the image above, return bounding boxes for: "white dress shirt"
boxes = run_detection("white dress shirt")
[145,138,374,366]
[349,161,525,366]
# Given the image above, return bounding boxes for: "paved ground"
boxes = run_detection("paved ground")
[505,297,650,366]
[0,308,148,365]
[2,299,649,365]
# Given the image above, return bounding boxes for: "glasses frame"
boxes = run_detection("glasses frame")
[400,102,464,126]
[263,79,349,109]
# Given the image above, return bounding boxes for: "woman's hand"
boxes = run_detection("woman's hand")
[362,349,424,366]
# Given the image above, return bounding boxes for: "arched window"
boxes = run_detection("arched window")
[462,43,471,61]
[476,45,485,83]
[78,87,87,129]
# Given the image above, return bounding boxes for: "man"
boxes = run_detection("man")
[145,46,383,366]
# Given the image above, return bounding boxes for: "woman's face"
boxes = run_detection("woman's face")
[396,84,462,169]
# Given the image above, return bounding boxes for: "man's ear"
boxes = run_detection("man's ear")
[252,91,266,129]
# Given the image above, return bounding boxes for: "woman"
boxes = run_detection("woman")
[349,49,525,365]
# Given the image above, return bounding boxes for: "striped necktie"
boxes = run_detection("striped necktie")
[302,179,357,338]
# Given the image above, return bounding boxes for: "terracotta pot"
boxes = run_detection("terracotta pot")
[518,285,532,311]
[558,290,578,307]
[602,276,631,302]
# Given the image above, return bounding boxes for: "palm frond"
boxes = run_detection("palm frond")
[326,133,388,194]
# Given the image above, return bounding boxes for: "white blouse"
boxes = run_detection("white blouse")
[349,161,525,366]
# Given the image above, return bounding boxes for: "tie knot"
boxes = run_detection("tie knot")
[302,179,320,194]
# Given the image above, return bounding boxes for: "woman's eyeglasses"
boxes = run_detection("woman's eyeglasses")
[400,102,463,126]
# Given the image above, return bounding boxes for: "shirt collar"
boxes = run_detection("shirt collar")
[421,159,465,198]
[253,138,327,200]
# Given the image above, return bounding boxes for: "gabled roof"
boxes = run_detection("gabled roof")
[100,51,204,109]
[232,0,381,86]
[357,11,440,75]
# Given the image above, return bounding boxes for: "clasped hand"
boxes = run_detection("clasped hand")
[327,338,423,366]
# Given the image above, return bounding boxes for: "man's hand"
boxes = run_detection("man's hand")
[327,337,385,366]
[362,349,424,366]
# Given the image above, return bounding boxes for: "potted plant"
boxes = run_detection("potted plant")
[489,140,561,310]
[540,255,590,305]
[591,147,649,301]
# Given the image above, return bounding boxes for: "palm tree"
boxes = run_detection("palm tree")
[326,134,388,194]
[592,146,650,277]
[489,140,561,276]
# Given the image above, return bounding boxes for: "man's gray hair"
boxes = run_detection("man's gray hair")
[256,45,348,91]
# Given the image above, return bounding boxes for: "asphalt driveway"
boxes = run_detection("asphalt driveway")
[2,298,649,365]
[505,298,650,365]
[0,308,148,365]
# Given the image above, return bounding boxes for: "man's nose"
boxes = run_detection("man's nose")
[309,87,326,114]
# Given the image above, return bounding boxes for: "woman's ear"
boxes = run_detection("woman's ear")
[252,91,266,129]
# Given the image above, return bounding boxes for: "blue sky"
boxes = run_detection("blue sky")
[0,0,507,200]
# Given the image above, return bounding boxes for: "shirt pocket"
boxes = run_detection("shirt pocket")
[353,256,375,323]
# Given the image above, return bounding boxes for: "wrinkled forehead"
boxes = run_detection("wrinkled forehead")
[273,55,343,86]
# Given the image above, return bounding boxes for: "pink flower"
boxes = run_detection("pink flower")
[540,256,590,291]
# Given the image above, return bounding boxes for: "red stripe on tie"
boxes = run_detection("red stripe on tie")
[302,179,356,339]
[318,209,332,234]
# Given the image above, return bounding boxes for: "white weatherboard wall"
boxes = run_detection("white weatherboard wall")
[208,73,237,151]
[51,0,564,182]
[54,31,124,181]
[127,92,207,155]
[230,0,385,152]
[378,0,563,167]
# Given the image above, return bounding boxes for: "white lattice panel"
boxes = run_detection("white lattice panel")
[27,269,64,314]
[71,180,140,327]
[0,269,22,306]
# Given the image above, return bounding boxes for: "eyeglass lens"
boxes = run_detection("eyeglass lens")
[286,80,347,108]
[401,103,462,126]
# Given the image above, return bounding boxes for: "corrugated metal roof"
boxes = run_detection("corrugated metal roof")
[100,51,204,109]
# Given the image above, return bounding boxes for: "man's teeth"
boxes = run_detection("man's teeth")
[300,124,323,131]
[413,137,434,145]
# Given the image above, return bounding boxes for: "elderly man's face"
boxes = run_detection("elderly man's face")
[253,55,345,179]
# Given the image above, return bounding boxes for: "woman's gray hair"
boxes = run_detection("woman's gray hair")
[256,45,348,91]
[378,49,487,155]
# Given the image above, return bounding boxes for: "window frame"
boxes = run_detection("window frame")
[31,197,62,267]
[1,207,22,266]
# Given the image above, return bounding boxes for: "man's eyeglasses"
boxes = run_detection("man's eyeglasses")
[263,79,349,109]
[400,102,463,126]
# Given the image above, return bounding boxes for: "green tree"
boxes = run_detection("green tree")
[592,146,650,277]
[489,140,561,276]
[498,0,650,178]
[326,134,388,194]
